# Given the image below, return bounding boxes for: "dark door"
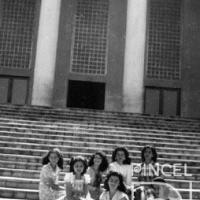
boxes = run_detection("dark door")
[67,80,105,110]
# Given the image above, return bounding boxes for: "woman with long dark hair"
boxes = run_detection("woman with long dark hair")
[39,148,64,200]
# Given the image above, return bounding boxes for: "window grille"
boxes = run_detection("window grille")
[147,0,181,80]
[0,0,37,69]
[71,0,109,75]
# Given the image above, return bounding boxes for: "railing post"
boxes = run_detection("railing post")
[189,181,192,200]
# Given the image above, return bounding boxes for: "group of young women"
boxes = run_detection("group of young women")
[39,145,160,200]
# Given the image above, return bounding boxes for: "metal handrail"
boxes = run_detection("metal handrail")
[131,180,200,200]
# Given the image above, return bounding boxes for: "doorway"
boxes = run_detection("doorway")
[67,80,105,110]
[144,87,181,116]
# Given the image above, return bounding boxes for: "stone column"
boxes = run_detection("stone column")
[32,0,61,106]
[122,0,147,113]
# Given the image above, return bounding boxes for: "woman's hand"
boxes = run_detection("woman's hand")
[47,178,60,190]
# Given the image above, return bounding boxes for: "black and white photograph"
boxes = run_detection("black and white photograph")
[0,0,199,200]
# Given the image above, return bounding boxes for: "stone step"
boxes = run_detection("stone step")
[1,126,200,150]
[1,123,200,145]
[1,133,199,156]
[0,177,38,190]
[0,146,200,166]
[3,112,186,130]
[0,112,200,134]
[0,168,67,180]
[0,105,195,123]
[0,104,188,120]
[1,118,200,139]
[0,138,199,158]
[0,104,195,121]
[0,104,199,129]
[0,130,199,149]
[0,128,199,152]
[0,168,40,179]
[0,154,69,168]
[0,187,38,200]
[0,140,200,163]
[1,135,199,158]
[0,160,42,171]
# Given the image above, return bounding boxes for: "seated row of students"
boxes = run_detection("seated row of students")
[39,145,159,200]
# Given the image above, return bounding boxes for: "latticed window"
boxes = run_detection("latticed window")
[0,0,37,69]
[71,0,109,75]
[146,0,182,80]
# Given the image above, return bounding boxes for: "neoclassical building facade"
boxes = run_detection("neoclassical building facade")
[0,0,200,118]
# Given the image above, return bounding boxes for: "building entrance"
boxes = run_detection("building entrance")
[67,80,105,110]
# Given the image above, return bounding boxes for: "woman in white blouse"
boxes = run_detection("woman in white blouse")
[109,147,133,188]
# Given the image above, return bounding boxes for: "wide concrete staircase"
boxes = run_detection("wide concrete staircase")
[0,104,199,200]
